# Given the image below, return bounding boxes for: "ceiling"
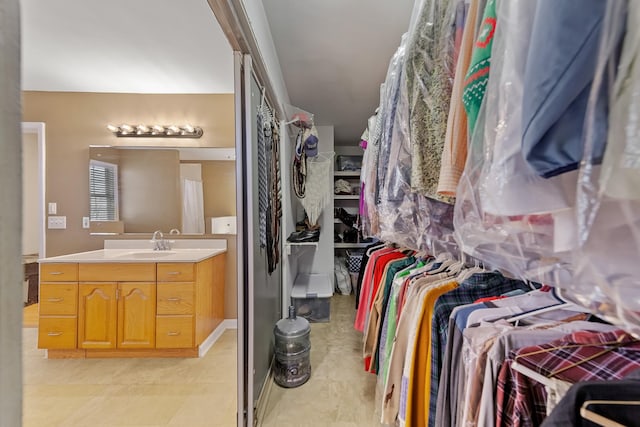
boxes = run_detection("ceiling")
[20,0,234,94]
[21,0,415,143]
[263,0,415,144]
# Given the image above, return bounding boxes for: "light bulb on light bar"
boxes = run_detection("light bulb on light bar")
[106,123,202,138]
[120,124,134,134]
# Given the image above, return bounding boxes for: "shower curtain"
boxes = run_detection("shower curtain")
[182,178,205,234]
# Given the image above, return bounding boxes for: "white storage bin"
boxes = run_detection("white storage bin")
[291,273,333,323]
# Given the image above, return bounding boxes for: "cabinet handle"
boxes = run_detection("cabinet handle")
[167,272,181,275]
[49,272,64,275]
[167,331,181,336]
[47,297,64,303]
[47,332,63,336]
[167,297,181,302]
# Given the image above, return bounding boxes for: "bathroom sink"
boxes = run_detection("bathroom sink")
[118,251,176,259]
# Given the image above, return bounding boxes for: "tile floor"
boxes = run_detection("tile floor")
[23,327,237,427]
[260,294,380,427]
[23,294,376,426]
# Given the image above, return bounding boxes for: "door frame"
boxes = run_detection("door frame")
[21,121,46,258]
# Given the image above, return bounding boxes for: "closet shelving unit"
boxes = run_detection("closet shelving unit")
[333,147,376,254]
[280,108,335,320]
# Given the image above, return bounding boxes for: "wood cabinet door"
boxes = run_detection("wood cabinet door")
[117,282,156,349]
[78,283,117,349]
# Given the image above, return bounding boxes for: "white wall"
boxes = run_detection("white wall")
[240,0,290,114]
[297,125,335,285]
[281,125,336,312]
[280,121,298,315]
[22,132,40,255]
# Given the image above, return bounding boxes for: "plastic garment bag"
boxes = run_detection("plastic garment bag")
[405,0,457,202]
[572,0,640,335]
[368,0,459,254]
[454,0,578,283]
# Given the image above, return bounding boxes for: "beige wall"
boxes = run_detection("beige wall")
[22,91,239,318]
[184,160,237,219]
[120,149,181,233]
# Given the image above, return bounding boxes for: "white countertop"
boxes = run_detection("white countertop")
[39,239,227,264]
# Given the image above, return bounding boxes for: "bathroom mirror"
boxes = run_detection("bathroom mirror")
[88,145,236,235]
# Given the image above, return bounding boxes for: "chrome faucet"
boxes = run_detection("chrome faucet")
[151,230,170,250]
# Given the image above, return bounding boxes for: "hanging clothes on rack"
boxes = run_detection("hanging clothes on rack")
[541,369,640,427]
[497,330,640,427]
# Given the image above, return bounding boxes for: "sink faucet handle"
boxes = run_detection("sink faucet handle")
[169,228,181,235]
[151,230,165,250]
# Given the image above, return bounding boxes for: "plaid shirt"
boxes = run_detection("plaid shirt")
[428,272,531,427]
[496,329,640,427]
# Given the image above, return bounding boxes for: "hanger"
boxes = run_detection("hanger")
[580,400,640,427]
[504,302,578,325]
[428,258,457,275]
[259,87,274,125]
[514,334,632,380]
[503,286,586,324]
[366,243,387,256]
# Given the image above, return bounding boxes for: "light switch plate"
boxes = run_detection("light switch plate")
[48,216,66,229]
[82,217,90,229]
[48,202,57,215]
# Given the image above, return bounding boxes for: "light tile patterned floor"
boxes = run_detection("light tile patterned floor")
[23,295,377,426]
[260,294,380,427]
[22,328,237,427]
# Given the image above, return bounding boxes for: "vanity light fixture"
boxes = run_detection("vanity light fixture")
[106,124,203,138]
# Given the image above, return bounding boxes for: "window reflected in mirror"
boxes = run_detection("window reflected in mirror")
[89,159,119,221]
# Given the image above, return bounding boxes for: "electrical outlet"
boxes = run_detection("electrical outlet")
[48,216,66,229]
[82,217,90,229]
[48,202,57,215]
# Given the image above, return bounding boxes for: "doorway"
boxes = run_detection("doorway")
[19,0,240,425]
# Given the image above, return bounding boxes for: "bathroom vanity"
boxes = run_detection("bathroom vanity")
[37,240,226,358]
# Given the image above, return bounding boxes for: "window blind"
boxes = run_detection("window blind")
[89,161,118,221]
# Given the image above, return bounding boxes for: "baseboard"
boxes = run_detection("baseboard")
[198,318,238,357]
[255,360,275,427]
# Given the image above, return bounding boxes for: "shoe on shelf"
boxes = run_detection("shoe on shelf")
[287,229,320,243]
[335,207,357,228]
[343,228,358,243]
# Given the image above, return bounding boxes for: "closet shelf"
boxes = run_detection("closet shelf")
[285,241,318,255]
[334,170,361,177]
[334,242,372,249]
[334,195,360,200]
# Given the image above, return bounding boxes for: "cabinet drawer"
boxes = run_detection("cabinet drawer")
[40,264,78,282]
[40,283,78,315]
[156,316,194,348]
[38,317,77,349]
[157,283,194,315]
[78,263,156,282]
[157,263,195,282]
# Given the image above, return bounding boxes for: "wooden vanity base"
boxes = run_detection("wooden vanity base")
[38,254,226,359]
[47,347,200,359]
